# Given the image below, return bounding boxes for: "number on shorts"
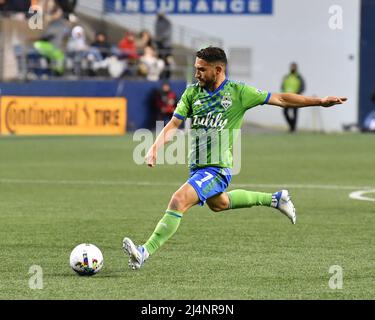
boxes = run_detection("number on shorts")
[196,172,214,188]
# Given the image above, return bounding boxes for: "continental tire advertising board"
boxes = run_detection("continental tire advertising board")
[0,96,127,135]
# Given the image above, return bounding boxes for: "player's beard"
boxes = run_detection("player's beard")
[200,75,216,91]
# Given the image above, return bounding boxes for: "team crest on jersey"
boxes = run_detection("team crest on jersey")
[221,92,232,110]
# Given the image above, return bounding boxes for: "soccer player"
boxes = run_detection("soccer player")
[123,47,347,270]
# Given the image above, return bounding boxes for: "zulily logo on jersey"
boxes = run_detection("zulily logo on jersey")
[192,112,228,131]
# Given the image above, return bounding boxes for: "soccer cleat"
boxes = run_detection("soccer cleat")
[122,237,149,270]
[271,190,297,224]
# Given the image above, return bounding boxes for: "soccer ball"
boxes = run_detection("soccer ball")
[69,243,104,276]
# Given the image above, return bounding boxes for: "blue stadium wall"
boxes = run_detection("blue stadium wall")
[0,80,187,131]
[359,0,375,127]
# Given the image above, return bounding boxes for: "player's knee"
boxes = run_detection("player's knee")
[208,202,227,213]
[208,198,230,213]
[209,205,223,213]
[168,192,187,212]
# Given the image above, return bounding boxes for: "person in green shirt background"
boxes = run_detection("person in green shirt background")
[33,36,65,76]
[281,62,305,132]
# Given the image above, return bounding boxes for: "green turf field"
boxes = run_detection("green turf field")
[0,133,374,299]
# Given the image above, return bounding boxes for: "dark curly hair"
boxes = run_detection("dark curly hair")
[196,47,227,65]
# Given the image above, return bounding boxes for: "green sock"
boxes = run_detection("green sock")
[144,210,182,255]
[227,189,272,209]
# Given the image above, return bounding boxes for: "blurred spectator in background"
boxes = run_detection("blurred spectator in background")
[155,12,172,57]
[0,0,31,13]
[55,0,77,20]
[33,35,65,76]
[155,12,174,79]
[152,81,177,124]
[91,32,111,60]
[43,1,71,50]
[88,32,113,77]
[0,0,7,11]
[136,30,155,55]
[0,0,31,20]
[67,25,88,52]
[24,1,69,79]
[139,46,165,81]
[118,31,139,75]
[118,31,139,60]
[281,62,305,132]
[66,25,90,76]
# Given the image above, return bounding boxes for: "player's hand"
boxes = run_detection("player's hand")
[145,148,157,167]
[321,96,347,108]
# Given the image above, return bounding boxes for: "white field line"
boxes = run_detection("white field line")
[349,190,375,202]
[0,178,374,191]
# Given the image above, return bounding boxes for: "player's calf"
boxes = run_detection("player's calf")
[206,193,230,212]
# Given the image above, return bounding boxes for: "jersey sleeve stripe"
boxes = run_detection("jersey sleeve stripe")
[173,113,185,120]
[263,92,271,105]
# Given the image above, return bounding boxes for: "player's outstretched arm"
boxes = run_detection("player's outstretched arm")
[268,93,347,108]
[145,116,183,167]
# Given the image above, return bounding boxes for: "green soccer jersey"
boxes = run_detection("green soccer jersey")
[174,79,270,169]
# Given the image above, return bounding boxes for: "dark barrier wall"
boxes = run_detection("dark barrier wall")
[359,0,375,127]
[0,79,187,131]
